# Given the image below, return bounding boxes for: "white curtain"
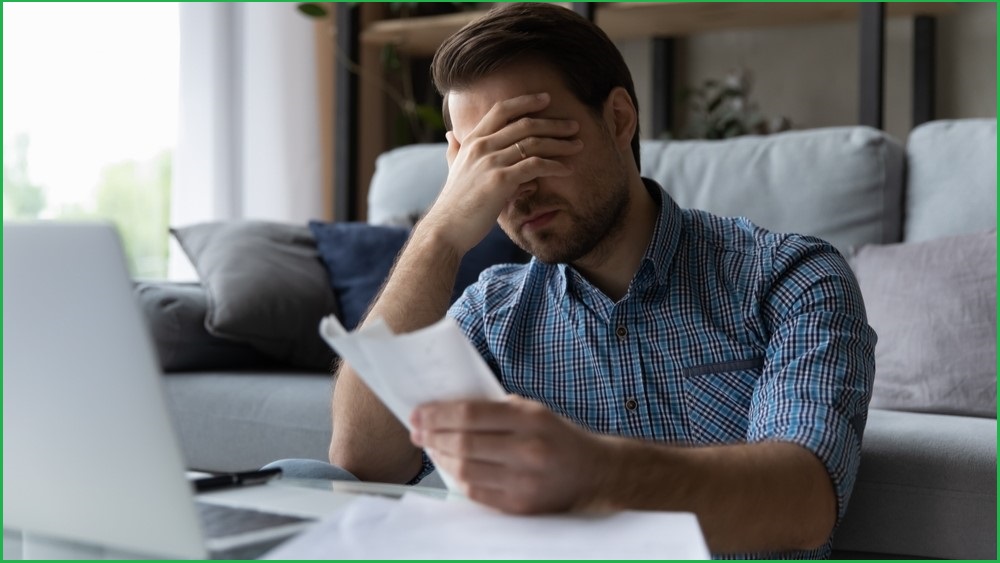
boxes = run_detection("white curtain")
[170,2,323,279]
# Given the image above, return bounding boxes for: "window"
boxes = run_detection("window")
[3,2,179,278]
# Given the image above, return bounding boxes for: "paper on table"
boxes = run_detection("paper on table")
[263,493,711,560]
[319,314,507,491]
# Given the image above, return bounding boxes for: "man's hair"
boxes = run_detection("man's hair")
[431,2,641,170]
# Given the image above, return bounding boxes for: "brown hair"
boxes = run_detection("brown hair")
[431,2,641,169]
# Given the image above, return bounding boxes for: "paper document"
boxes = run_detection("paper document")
[264,492,710,560]
[319,315,507,491]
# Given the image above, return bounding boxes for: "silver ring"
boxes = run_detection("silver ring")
[514,141,528,161]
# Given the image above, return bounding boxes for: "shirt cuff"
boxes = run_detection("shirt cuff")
[405,450,437,486]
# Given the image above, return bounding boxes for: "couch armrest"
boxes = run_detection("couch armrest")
[833,408,997,559]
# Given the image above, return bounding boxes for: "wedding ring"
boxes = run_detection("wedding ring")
[514,141,528,161]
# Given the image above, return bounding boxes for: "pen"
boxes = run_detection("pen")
[192,467,282,493]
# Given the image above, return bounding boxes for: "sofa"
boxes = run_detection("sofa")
[153,119,996,559]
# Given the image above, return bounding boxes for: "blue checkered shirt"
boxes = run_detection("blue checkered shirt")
[435,181,875,559]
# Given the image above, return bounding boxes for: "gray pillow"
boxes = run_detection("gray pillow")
[136,282,273,372]
[171,221,339,371]
[849,230,997,418]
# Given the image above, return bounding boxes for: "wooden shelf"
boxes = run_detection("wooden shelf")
[361,3,955,56]
[361,11,483,57]
[597,3,954,40]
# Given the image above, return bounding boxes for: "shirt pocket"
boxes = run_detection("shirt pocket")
[681,358,764,444]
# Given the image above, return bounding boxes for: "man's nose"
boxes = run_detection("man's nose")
[509,181,539,205]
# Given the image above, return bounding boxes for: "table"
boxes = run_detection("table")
[195,477,453,558]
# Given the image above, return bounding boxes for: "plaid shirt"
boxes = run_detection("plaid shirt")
[440,181,875,559]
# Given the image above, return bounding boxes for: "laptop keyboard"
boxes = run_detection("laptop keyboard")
[196,501,312,539]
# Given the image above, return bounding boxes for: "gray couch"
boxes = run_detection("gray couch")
[161,119,997,559]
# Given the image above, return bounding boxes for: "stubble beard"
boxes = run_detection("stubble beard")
[507,156,631,265]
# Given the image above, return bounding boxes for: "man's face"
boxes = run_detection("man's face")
[447,62,631,264]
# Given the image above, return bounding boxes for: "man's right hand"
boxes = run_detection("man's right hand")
[418,92,584,255]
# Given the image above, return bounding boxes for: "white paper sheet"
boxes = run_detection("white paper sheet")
[263,493,710,560]
[319,315,508,492]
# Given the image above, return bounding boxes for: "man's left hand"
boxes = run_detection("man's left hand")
[410,396,614,514]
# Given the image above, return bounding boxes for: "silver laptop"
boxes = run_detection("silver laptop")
[2,222,343,559]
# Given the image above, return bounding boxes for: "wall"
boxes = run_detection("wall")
[621,3,996,143]
[937,2,997,123]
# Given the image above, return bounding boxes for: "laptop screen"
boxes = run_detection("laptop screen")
[3,222,206,559]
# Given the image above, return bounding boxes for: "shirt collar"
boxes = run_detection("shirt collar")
[638,178,683,289]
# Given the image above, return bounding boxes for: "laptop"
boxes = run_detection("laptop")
[3,222,355,559]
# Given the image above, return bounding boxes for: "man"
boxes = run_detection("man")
[327,3,875,558]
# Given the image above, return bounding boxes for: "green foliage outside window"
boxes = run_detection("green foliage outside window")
[3,135,47,219]
[3,135,173,279]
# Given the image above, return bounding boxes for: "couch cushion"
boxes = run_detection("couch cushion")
[833,409,997,559]
[309,221,530,331]
[171,221,338,371]
[367,144,450,226]
[163,372,334,471]
[136,282,273,372]
[640,127,904,255]
[904,119,997,243]
[849,230,997,418]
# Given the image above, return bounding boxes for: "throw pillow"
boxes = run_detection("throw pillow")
[135,282,273,372]
[309,222,410,331]
[309,222,530,331]
[849,230,997,418]
[171,221,339,371]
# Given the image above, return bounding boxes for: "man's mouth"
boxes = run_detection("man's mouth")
[521,210,559,231]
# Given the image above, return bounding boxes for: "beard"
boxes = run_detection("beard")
[503,150,631,265]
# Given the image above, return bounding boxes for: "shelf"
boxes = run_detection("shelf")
[361,11,483,57]
[361,3,956,56]
[597,2,955,40]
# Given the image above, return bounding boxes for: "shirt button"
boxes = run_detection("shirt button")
[625,398,638,411]
[615,325,628,339]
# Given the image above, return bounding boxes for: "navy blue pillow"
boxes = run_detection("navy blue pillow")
[309,222,408,330]
[309,221,529,330]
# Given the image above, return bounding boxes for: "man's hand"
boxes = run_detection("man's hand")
[410,396,837,553]
[419,92,584,255]
[410,396,615,514]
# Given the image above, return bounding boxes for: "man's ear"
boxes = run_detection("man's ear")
[604,87,637,151]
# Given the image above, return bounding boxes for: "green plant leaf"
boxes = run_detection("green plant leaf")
[706,94,725,114]
[720,87,744,99]
[297,3,328,18]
